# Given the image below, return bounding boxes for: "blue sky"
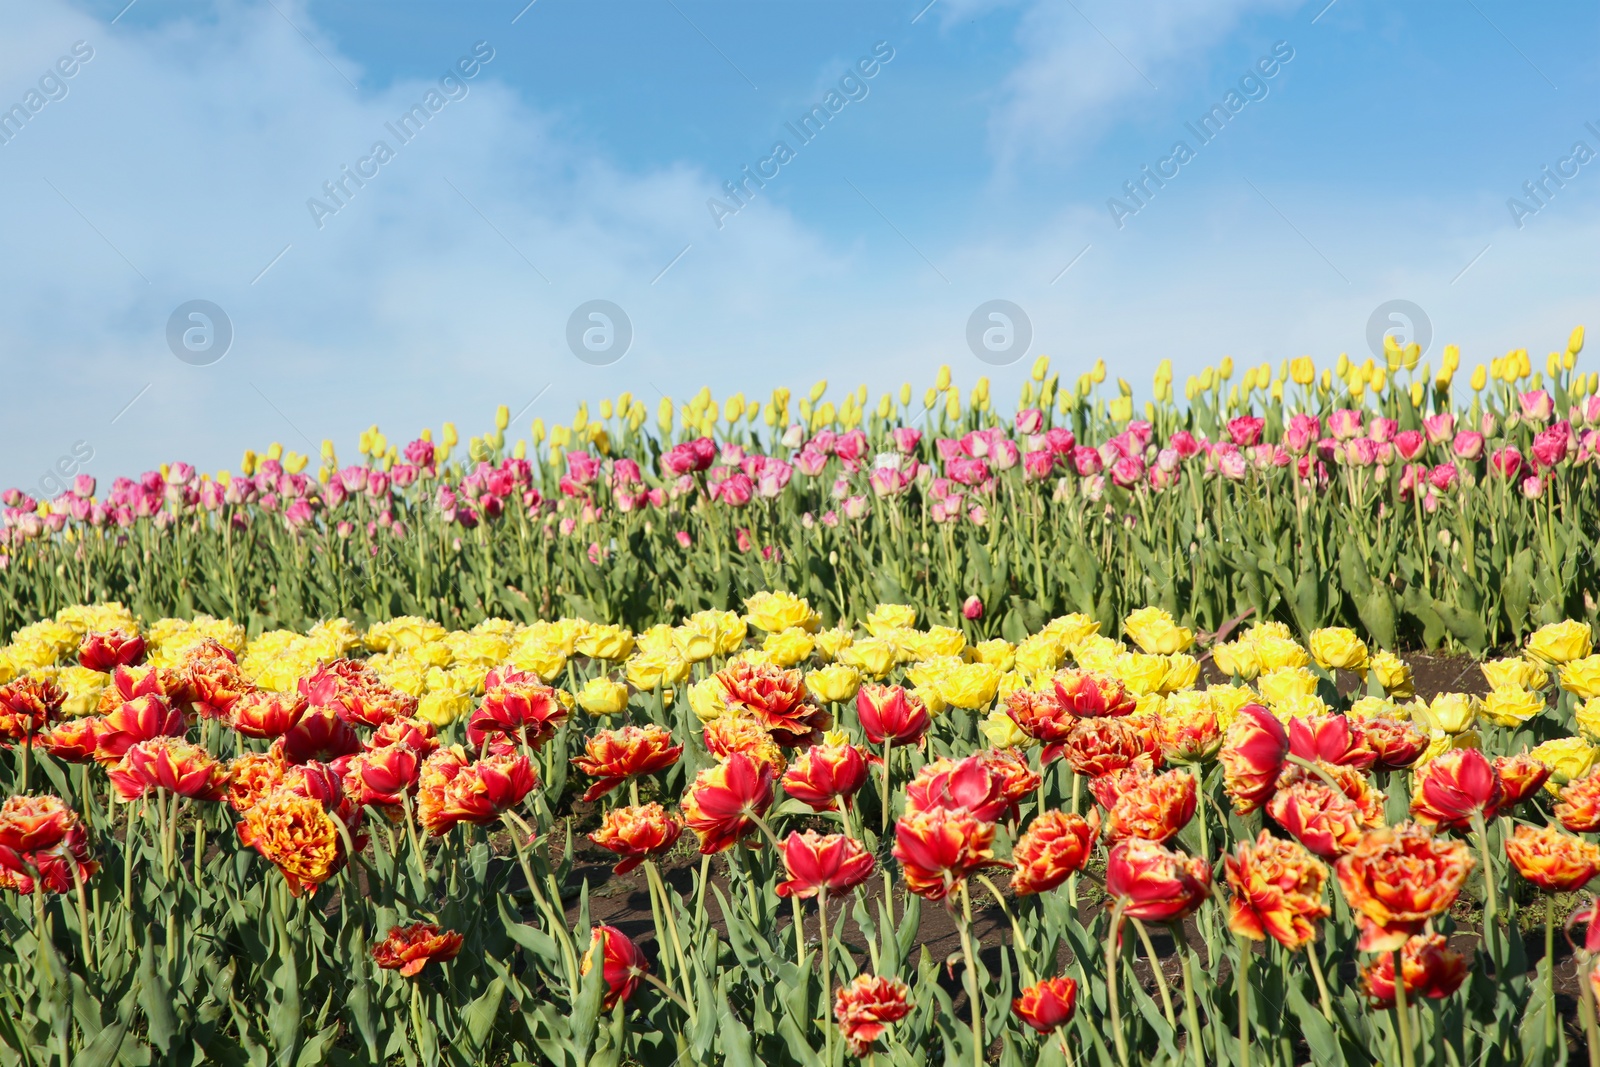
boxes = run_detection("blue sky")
[1,0,1597,489]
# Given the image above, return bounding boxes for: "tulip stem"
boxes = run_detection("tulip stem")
[1544,900,1556,1049]
[645,860,694,1024]
[1392,948,1416,1067]
[819,889,834,1064]
[1469,813,1498,967]
[1283,754,1349,794]
[1174,929,1204,1067]
[1235,934,1250,1067]
[695,853,711,931]
[977,874,1034,986]
[1305,941,1334,1022]
[1131,918,1176,1029]
[20,735,31,794]
[1578,951,1600,1067]
[1107,902,1130,1067]
[957,882,985,1067]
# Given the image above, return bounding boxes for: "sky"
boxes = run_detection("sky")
[0,0,1597,491]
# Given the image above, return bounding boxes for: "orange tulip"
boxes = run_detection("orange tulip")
[1363,717,1428,772]
[572,724,683,802]
[1556,772,1600,833]
[0,677,64,741]
[229,691,308,740]
[1053,669,1136,718]
[1063,718,1149,779]
[1006,688,1075,761]
[581,925,648,1010]
[1104,838,1212,921]
[1266,781,1366,860]
[1011,809,1098,896]
[1410,748,1502,830]
[1220,704,1288,814]
[1493,753,1551,806]
[855,684,931,746]
[1159,712,1223,765]
[1225,830,1330,950]
[93,693,186,764]
[1505,823,1600,892]
[681,752,775,853]
[776,830,875,898]
[703,714,786,771]
[0,794,96,895]
[1012,975,1079,1033]
[109,737,230,801]
[1335,824,1473,951]
[37,718,101,763]
[300,659,417,728]
[78,629,145,672]
[342,743,423,807]
[1360,933,1468,1008]
[982,748,1043,815]
[717,660,830,743]
[371,922,464,976]
[892,806,1004,900]
[781,739,869,812]
[834,975,911,1056]
[236,788,348,895]
[467,670,568,749]
[416,746,539,835]
[226,752,285,814]
[1089,766,1152,810]
[1289,714,1377,771]
[181,639,250,719]
[589,802,683,873]
[368,718,440,757]
[1106,769,1196,843]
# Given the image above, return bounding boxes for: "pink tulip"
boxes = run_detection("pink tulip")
[1073,447,1103,477]
[794,449,828,477]
[1284,414,1319,455]
[947,457,990,486]
[1369,418,1397,444]
[1393,430,1425,460]
[891,427,922,454]
[1167,430,1201,458]
[1227,416,1264,447]
[1490,447,1523,480]
[1022,450,1056,481]
[1015,408,1043,435]
[963,595,984,620]
[1531,423,1570,468]
[1518,390,1555,423]
[1344,438,1378,468]
[1110,455,1145,488]
[990,439,1020,471]
[1044,428,1076,455]
[1329,409,1363,441]
[1452,432,1485,461]
[1429,463,1459,491]
[714,474,754,507]
[1423,413,1456,444]
[1520,474,1545,499]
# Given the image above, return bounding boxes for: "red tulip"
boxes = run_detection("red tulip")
[1288,714,1376,771]
[781,739,869,812]
[1104,839,1211,921]
[78,629,146,672]
[572,724,683,802]
[892,806,1004,900]
[1410,748,1502,830]
[1012,975,1079,1033]
[680,753,775,853]
[855,685,931,746]
[834,975,911,1057]
[109,737,230,801]
[775,830,875,898]
[1360,934,1468,1008]
[589,803,683,874]
[371,923,464,977]
[581,926,648,1010]
[1011,809,1098,895]
[1220,704,1288,814]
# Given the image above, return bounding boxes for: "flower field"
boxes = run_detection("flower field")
[2,331,1599,650]
[2,595,1600,1066]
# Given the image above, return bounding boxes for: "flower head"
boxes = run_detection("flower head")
[1012,976,1079,1033]
[229,691,308,739]
[371,923,464,977]
[1410,748,1502,830]
[78,629,146,672]
[1053,669,1137,718]
[1505,823,1600,892]
[892,806,1003,900]
[776,830,875,898]
[571,724,683,802]
[466,675,568,749]
[1557,772,1600,832]
[834,975,911,1057]
[1106,769,1196,843]
[681,753,775,853]
[236,788,349,895]
[109,737,230,801]
[416,747,538,835]
[1335,824,1473,951]
[855,684,931,746]
[1494,752,1551,806]
[0,677,65,741]
[0,794,96,895]
[581,925,648,1010]
[1360,934,1468,1008]
[589,803,682,874]
[1104,839,1212,922]
[1220,704,1289,814]
[1225,831,1330,951]
[1011,809,1098,895]
[781,738,869,812]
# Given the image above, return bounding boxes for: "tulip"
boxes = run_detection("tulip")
[581,926,648,1010]
[1527,619,1594,667]
[236,787,350,895]
[1556,772,1600,832]
[229,691,308,739]
[1220,704,1289,813]
[466,676,569,749]
[1004,688,1075,757]
[277,708,362,766]
[371,923,464,976]
[589,803,683,874]
[855,685,931,746]
[1410,748,1502,830]
[1334,824,1473,951]
[342,743,423,807]
[1225,830,1330,951]
[1010,809,1097,895]
[416,747,539,835]
[781,738,868,812]
[892,806,1003,900]
[0,677,64,742]
[1266,781,1366,859]
[225,752,285,814]
[775,830,875,898]
[1361,933,1468,1008]
[1012,975,1079,1033]
[681,753,776,853]
[368,718,440,757]
[1106,769,1196,843]
[1289,714,1376,770]
[1104,838,1211,922]
[833,974,911,1057]
[0,794,97,895]
[1363,718,1428,771]
[571,724,683,802]
[94,693,187,764]
[904,754,1013,822]
[717,660,829,742]
[78,629,146,671]
[109,737,230,801]
[1506,823,1600,892]
[1493,752,1551,806]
